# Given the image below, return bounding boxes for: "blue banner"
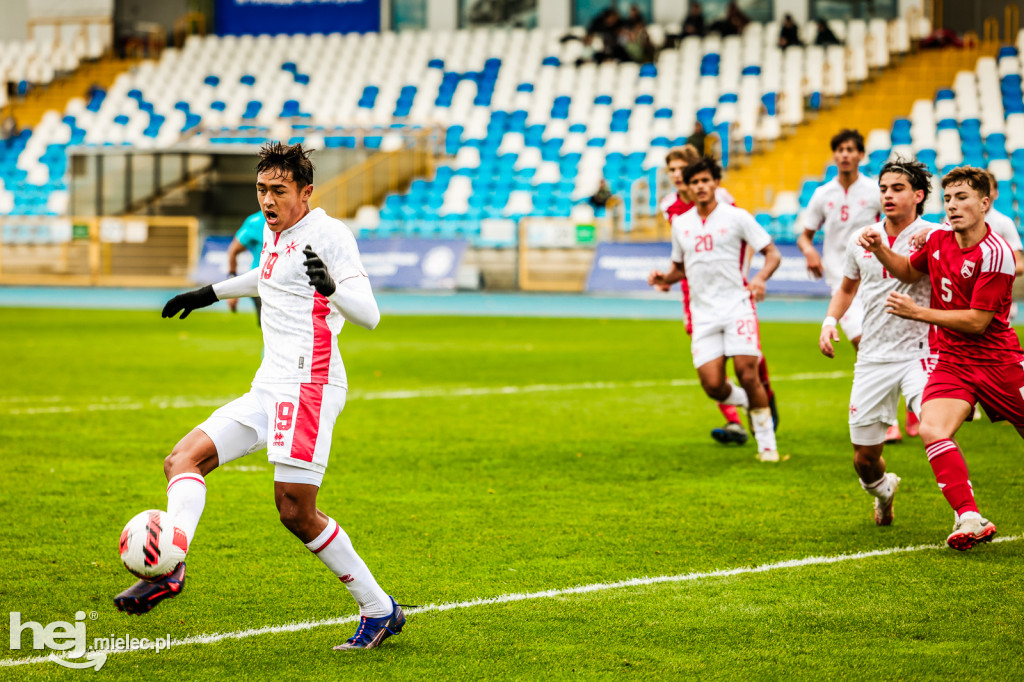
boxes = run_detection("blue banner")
[359,238,467,290]
[215,0,380,36]
[586,242,831,297]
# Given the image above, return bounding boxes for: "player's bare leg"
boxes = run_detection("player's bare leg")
[275,481,403,650]
[919,399,996,550]
[114,430,217,614]
[698,358,750,445]
[853,443,899,525]
[733,355,779,462]
[756,355,779,431]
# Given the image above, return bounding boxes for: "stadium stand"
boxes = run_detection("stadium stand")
[790,42,1024,242]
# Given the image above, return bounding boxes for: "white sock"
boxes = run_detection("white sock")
[305,517,392,617]
[750,407,776,452]
[166,473,206,550]
[860,474,893,499]
[719,382,749,408]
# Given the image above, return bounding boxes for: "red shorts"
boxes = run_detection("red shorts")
[923,359,1024,426]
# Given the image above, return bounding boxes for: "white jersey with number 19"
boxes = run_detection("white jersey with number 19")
[254,207,368,389]
[670,203,772,325]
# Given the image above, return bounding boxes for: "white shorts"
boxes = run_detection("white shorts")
[834,287,864,341]
[690,311,762,368]
[197,382,347,479]
[848,358,930,445]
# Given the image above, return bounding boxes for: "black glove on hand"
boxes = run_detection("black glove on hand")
[303,245,336,297]
[162,285,217,319]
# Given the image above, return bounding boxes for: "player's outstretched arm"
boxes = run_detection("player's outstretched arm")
[213,267,260,299]
[796,228,824,279]
[162,285,217,319]
[304,245,380,330]
[857,229,923,283]
[648,261,686,289]
[819,277,859,358]
[746,243,781,301]
[885,292,996,334]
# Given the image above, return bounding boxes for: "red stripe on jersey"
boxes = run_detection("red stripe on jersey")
[310,292,332,383]
[680,278,693,335]
[309,521,339,554]
[738,239,748,285]
[289,383,324,463]
[273,232,280,246]
[166,474,206,493]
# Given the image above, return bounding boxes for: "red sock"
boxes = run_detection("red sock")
[718,403,741,424]
[926,439,978,515]
[757,356,773,398]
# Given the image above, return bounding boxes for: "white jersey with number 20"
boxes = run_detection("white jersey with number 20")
[670,203,773,325]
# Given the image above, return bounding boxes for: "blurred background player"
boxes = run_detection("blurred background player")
[115,142,406,650]
[860,166,1024,551]
[819,159,937,526]
[796,129,915,443]
[225,210,266,325]
[649,157,782,462]
[659,146,778,445]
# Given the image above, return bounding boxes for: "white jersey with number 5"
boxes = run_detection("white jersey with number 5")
[841,217,937,363]
[254,207,368,389]
[670,203,773,325]
[803,174,881,289]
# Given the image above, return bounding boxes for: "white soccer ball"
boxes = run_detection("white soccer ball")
[118,510,187,582]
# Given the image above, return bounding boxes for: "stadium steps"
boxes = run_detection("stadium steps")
[725,44,999,213]
[2,57,142,129]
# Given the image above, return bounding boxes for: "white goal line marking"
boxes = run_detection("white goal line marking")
[1,370,850,415]
[2,534,1018,668]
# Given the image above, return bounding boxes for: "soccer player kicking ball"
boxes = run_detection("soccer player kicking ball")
[114,142,406,651]
[819,159,939,525]
[859,166,1024,550]
[659,146,779,445]
[649,157,782,461]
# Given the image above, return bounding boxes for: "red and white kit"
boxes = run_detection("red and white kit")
[842,219,937,444]
[909,226,1024,426]
[201,208,369,479]
[669,203,772,367]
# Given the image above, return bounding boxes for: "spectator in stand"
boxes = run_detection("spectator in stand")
[589,179,614,210]
[686,121,708,156]
[778,13,803,48]
[710,1,750,36]
[813,19,842,46]
[1,114,17,149]
[622,5,655,63]
[682,2,706,38]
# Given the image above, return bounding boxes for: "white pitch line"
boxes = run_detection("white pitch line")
[1,371,851,415]
[2,534,1017,669]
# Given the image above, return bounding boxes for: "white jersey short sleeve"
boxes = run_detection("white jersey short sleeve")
[986,208,1023,252]
[842,217,936,362]
[670,203,772,325]
[803,175,882,289]
[253,208,368,389]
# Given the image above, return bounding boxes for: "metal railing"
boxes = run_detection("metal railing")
[0,215,198,287]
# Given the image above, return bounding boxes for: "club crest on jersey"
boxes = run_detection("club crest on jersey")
[961,260,976,278]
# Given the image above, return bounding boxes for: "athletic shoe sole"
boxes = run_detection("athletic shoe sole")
[711,426,748,445]
[947,524,997,551]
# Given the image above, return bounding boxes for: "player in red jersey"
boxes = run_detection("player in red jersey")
[659,146,778,445]
[859,166,1024,550]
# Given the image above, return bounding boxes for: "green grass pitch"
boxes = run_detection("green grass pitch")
[1,307,1023,680]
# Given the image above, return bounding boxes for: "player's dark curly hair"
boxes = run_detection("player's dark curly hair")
[941,166,991,198]
[256,141,315,189]
[682,156,722,184]
[830,128,865,153]
[879,157,932,216]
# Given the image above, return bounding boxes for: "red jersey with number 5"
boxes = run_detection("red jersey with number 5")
[908,226,1023,365]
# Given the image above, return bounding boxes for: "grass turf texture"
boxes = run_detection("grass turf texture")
[1,307,1022,680]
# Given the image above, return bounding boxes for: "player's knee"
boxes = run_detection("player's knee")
[917,419,951,444]
[276,493,315,535]
[164,445,197,479]
[700,376,727,399]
